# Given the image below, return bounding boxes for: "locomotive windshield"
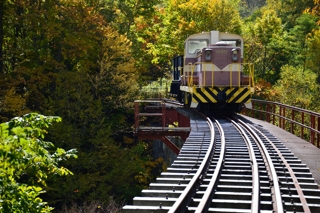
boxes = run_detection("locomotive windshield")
[187,39,209,54]
[220,39,241,47]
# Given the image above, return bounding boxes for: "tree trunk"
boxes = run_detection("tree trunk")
[0,0,4,73]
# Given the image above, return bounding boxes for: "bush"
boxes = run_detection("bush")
[57,199,123,213]
[0,113,77,212]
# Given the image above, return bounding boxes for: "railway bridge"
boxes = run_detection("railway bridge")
[123,99,320,213]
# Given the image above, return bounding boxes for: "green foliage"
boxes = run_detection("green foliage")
[307,28,320,76]
[57,200,123,213]
[130,5,169,81]
[266,0,315,29]
[131,0,243,81]
[92,26,139,112]
[239,0,266,17]
[140,78,172,99]
[273,65,319,109]
[287,14,319,68]
[254,9,282,45]
[45,129,160,204]
[161,0,243,55]
[0,87,31,122]
[0,113,77,212]
[1,0,320,210]
[100,0,163,81]
[109,0,161,34]
[251,9,283,82]
[243,2,320,85]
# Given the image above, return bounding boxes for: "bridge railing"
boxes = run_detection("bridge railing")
[242,99,320,148]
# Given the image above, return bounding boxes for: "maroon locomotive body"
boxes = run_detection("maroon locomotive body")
[170,31,254,112]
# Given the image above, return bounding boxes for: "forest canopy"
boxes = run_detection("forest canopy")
[0,0,319,211]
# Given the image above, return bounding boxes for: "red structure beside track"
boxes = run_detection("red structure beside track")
[134,99,190,154]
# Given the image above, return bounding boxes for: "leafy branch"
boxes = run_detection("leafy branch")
[0,113,77,212]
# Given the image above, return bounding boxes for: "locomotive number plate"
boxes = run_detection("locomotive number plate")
[216,50,228,54]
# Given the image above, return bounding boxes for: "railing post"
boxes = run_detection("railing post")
[134,101,139,130]
[162,102,166,129]
[301,112,304,139]
[251,101,255,118]
[291,109,295,134]
[279,106,282,129]
[318,116,320,148]
[272,103,275,125]
[259,103,262,120]
[283,107,286,130]
[311,114,315,145]
[267,104,270,122]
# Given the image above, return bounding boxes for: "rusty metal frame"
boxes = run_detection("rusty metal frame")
[243,99,320,148]
[134,100,190,154]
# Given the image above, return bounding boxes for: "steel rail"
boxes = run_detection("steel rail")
[230,119,260,213]
[195,118,225,213]
[249,124,311,213]
[237,119,284,213]
[168,117,215,213]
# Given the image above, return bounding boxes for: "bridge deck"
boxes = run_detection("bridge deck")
[242,115,320,188]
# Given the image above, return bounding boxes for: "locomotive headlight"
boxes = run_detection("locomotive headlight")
[204,49,212,61]
[231,48,238,61]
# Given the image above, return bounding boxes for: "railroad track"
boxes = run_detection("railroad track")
[122,112,320,213]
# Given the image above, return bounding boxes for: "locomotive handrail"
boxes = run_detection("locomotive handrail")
[184,62,254,88]
[187,62,194,86]
[243,99,320,147]
[246,63,255,87]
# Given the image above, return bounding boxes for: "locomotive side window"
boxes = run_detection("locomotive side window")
[187,39,209,54]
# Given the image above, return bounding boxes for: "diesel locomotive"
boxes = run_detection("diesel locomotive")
[170,30,254,112]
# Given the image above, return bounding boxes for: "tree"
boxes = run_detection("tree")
[254,9,282,75]
[305,0,320,77]
[131,0,244,81]
[162,0,243,54]
[245,4,319,84]
[130,6,168,81]
[239,0,266,18]
[110,0,161,35]
[244,8,284,83]
[0,113,77,212]
[266,0,315,30]
[241,0,266,12]
[307,29,320,78]
[92,26,139,114]
[273,65,319,109]
[0,0,4,73]
[97,0,162,81]
[288,14,319,69]
[0,0,166,210]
